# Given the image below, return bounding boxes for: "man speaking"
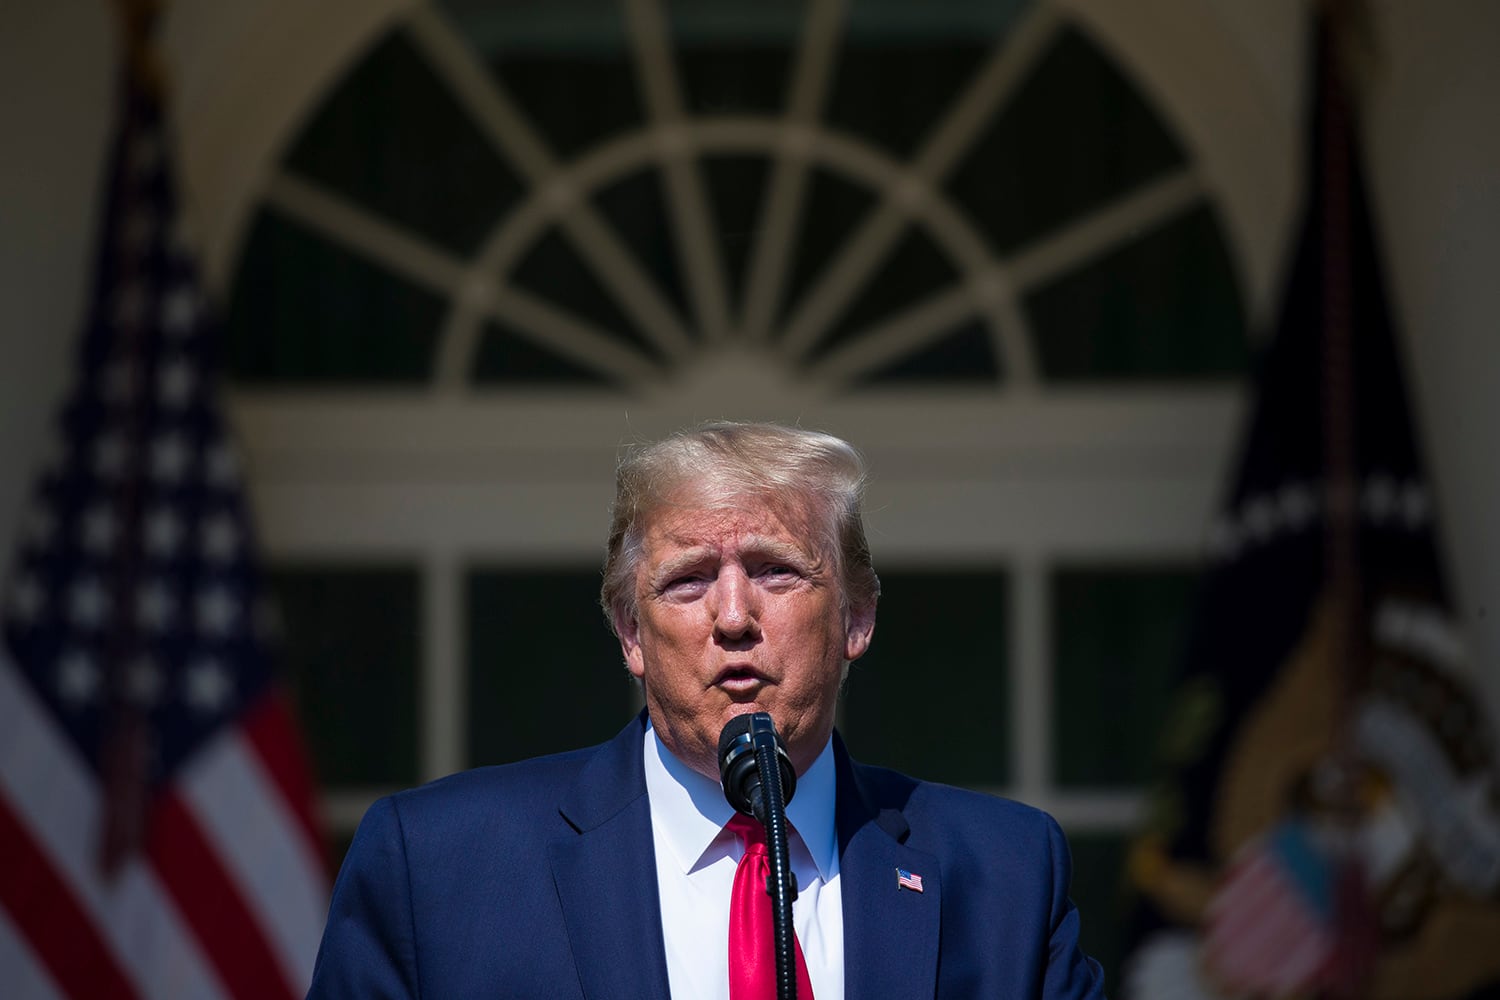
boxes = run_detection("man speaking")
[306,422,1107,998]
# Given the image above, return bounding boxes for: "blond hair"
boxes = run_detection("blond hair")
[601,421,880,631]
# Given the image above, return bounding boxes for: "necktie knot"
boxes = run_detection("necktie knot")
[726,813,766,853]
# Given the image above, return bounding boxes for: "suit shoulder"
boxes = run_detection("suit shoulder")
[378,742,600,828]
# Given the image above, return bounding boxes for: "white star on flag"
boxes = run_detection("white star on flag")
[1364,475,1397,522]
[161,284,199,336]
[196,585,240,636]
[1401,482,1430,528]
[184,657,235,714]
[151,432,191,484]
[56,649,102,706]
[81,503,117,555]
[206,442,239,487]
[68,576,109,629]
[202,513,239,562]
[158,356,197,408]
[1278,483,1316,529]
[145,505,184,557]
[137,578,176,632]
[1244,496,1276,541]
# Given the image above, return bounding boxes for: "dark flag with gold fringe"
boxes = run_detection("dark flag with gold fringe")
[1122,7,1500,1000]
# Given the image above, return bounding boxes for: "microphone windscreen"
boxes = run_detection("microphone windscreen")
[718,712,796,817]
[718,714,754,768]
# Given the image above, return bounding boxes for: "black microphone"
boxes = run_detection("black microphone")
[717,712,797,821]
[717,712,800,1000]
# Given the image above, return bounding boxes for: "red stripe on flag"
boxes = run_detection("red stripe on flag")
[148,790,297,1000]
[0,791,141,1000]
[239,689,325,874]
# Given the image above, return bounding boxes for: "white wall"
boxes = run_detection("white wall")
[1363,0,1500,720]
[2,0,1496,715]
[0,4,112,570]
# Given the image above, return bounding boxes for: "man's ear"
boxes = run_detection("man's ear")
[844,602,876,663]
[614,605,646,680]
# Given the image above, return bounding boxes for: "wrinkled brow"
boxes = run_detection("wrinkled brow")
[649,534,817,586]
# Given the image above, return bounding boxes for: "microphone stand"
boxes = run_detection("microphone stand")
[748,719,799,1000]
[719,713,800,1000]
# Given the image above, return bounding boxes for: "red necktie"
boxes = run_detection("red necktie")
[726,813,815,1000]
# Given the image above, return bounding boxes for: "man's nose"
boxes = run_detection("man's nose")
[711,567,758,638]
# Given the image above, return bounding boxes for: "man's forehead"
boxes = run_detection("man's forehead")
[648,506,807,550]
[642,494,822,549]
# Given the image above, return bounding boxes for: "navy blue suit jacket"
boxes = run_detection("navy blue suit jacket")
[307,715,1107,998]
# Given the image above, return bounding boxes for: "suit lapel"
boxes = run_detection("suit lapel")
[551,716,672,1000]
[835,741,942,1000]
[549,723,944,999]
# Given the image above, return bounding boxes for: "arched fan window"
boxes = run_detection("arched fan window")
[227,0,1245,390]
[225,3,1250,978]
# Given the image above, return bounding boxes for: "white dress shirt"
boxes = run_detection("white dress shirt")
[643,723,844,1000]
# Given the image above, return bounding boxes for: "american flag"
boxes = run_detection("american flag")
[896,868,924,893]
[0,49,326,1000]
[1201,821,1332,995]
[1201,819,1375,997]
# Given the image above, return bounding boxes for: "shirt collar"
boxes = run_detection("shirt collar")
[643,722,839,883]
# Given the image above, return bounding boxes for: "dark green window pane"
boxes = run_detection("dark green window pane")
[1025,204,1249,380]
[469,0,643,162]
[1066,831,1130,991]
[592,168,692,325]
[945,25,1186,255]
[271,566,419,788]
[283,29,524,257]
[226,207,443,384]
[488,54,642,159]
[512,230,664,360]
[826,41,990,157]
[825,0,1034,158]
[471,319,621,387]
[673,44,791,117]
[812,224,961,358]
[1052,567,1195,787]
[701,156,771,315]
[666,0,799,117]
[840,570,1008,785]
[437,0,623,53]
[858,318,1001,385]
[775,167,876,333]
[467,569,634,766]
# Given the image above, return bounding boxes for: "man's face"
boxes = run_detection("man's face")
[617,496,875,780]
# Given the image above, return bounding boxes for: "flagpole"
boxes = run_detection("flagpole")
[1316,3,1380,997]
[97,0,169,876]
[114,0,167,99]
[1317,0,1377,729]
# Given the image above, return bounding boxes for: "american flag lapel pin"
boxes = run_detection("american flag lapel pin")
[896,868,924,893]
